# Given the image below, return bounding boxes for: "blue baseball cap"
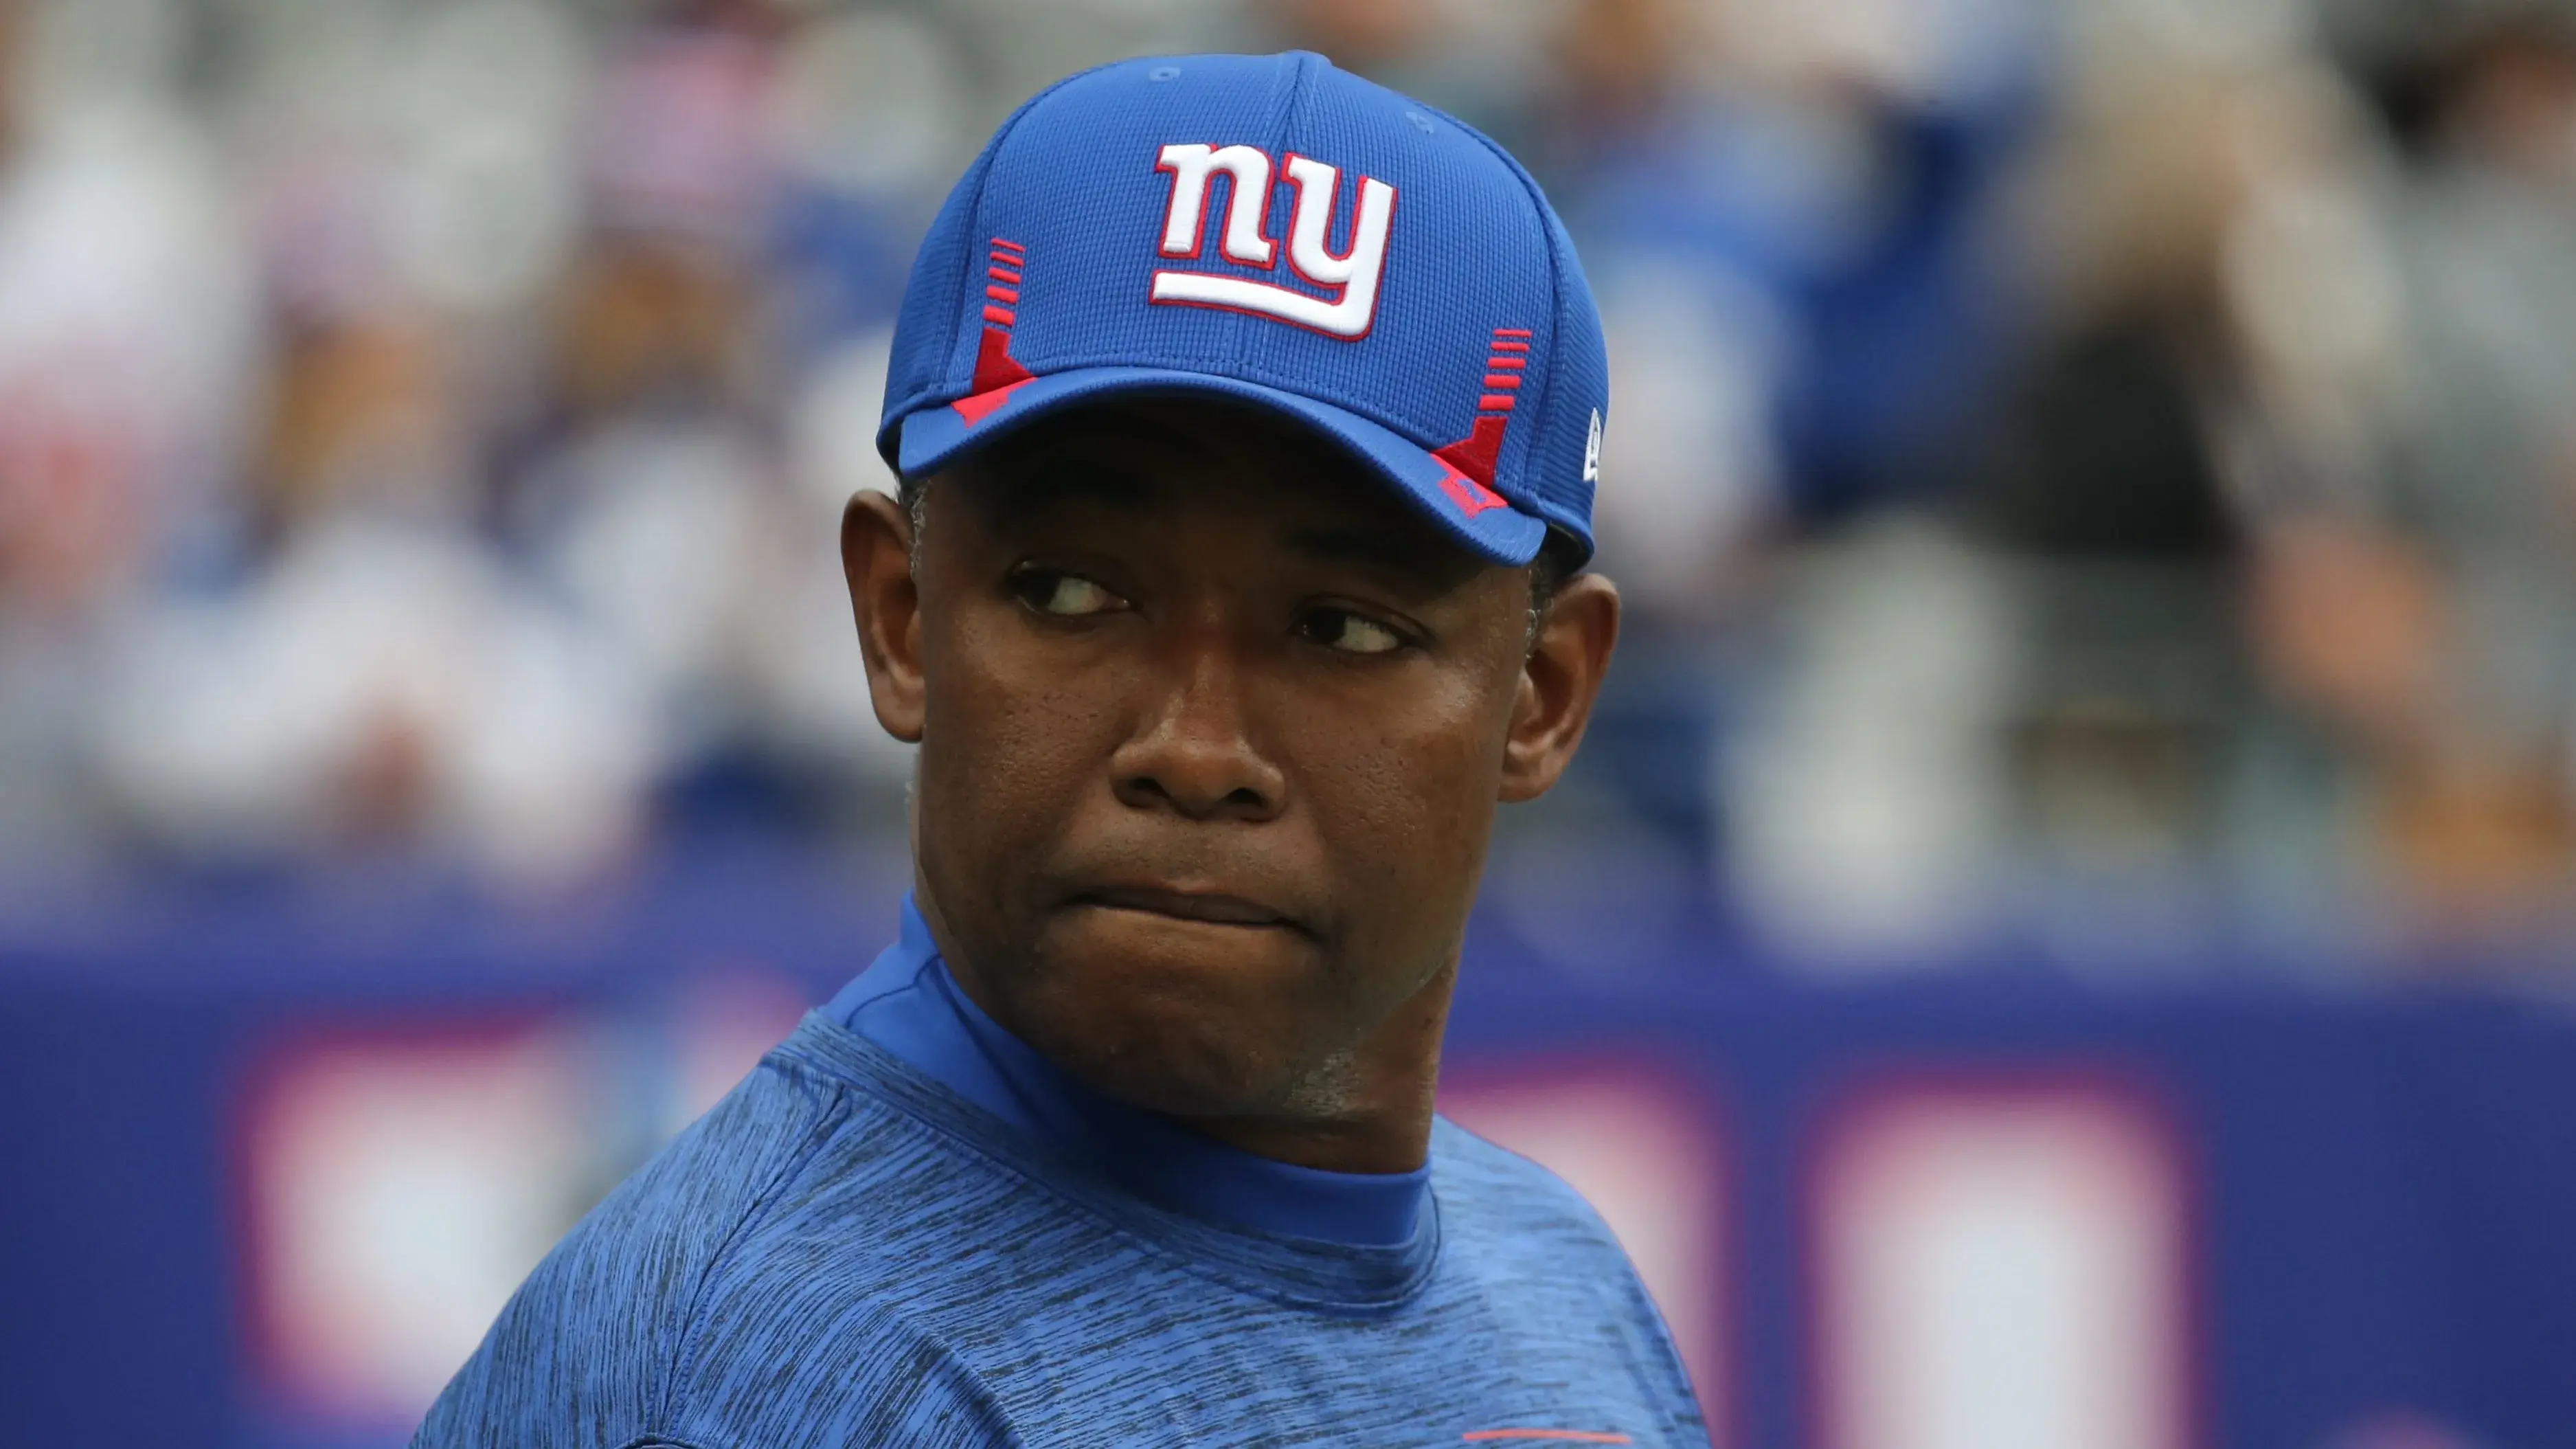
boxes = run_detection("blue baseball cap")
[875,51,1607,568]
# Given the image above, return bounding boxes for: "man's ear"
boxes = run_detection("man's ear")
[1500,572,1620,803]
[841,488,925,743]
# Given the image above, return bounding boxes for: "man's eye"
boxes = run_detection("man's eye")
[1013,570,1122,617]
[1302,607,1405,655]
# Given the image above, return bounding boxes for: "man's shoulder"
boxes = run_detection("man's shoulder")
[1424,1115,1668,1310]
[556,1042,881,1306]
[530,1015,1041,1310]
[587,1036,956,1270]
[1427,1114,1622,1246]
[415,1034,995,1447]
[1427,1116,1706,1434]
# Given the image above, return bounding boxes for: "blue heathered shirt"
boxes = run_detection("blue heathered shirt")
[416,899,1708,1447]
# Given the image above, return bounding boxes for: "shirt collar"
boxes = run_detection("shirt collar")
[823,895,1430,1248]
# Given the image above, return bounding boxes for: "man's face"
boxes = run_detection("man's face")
[846,398,1609,1125]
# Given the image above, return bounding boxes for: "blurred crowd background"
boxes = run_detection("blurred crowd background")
[9,3,2576,1445]
[8,0,2576,974]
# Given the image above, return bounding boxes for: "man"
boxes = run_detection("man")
[419,51,1705,1447]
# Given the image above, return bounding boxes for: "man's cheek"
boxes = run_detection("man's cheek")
[1335,725,1489,851]
[1351,734,1496,934]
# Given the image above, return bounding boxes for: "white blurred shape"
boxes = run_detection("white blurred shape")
[543,425,771,715]
[1591,256,1783,609]
[767,326,920,777]
[1717,0,2037,104]
[1728,519,2011,961]
[0,77,259,594]
[1816,1084,2193,1449]
[245,1026,590,1424]
[769,10,967,198]
[447,581,659,881]
[2086,0,2306,69]
[387,0,588,313]
[96,515,658,882]
[791,326,899,510]
[941,0,1235,104]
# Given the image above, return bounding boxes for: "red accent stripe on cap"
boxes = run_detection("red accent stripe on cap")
[983,304,1015,326]
[986,286,1019,304]
[1493,339,1529,352]
[1489,357,1526,369]
[1493,327,1533,337]
[988,267,1021,284]
[1478,394,1516,412]
[991,238,1025,254]
[1482,375,1521,390]
[970,323,1033,394]
[952,377,1035,427]
[1435,415,1509,488]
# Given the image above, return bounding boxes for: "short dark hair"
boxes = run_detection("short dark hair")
[899,471,929,548]
[1527,532,1574,616]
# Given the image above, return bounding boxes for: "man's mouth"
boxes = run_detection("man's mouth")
[1074,884,1298,931]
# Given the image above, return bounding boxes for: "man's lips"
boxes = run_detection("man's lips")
[1073,884,1299,931]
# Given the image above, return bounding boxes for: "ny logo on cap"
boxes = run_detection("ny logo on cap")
[1148,144,1395,339]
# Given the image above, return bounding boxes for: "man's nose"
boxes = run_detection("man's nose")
[1109,640,1287,823]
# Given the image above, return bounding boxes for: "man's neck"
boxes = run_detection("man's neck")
[1180,963,1454,1176]
[914,879,1454,1177]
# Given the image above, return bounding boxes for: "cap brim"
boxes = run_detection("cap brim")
[896,367,1548,567]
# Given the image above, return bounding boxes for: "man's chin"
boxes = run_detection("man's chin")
[1015,908,1332,1117]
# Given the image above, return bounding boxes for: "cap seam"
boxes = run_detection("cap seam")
[1244,52,1316,377]
[1429,106,1568,501]
[1401,104,1556,500]
[949,60,1131,396]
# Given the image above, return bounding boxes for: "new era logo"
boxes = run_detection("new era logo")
[1148,144,1395,339]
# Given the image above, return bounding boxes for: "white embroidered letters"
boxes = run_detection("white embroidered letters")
[1150,144,1395,339]
[1153,144,1275,265]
